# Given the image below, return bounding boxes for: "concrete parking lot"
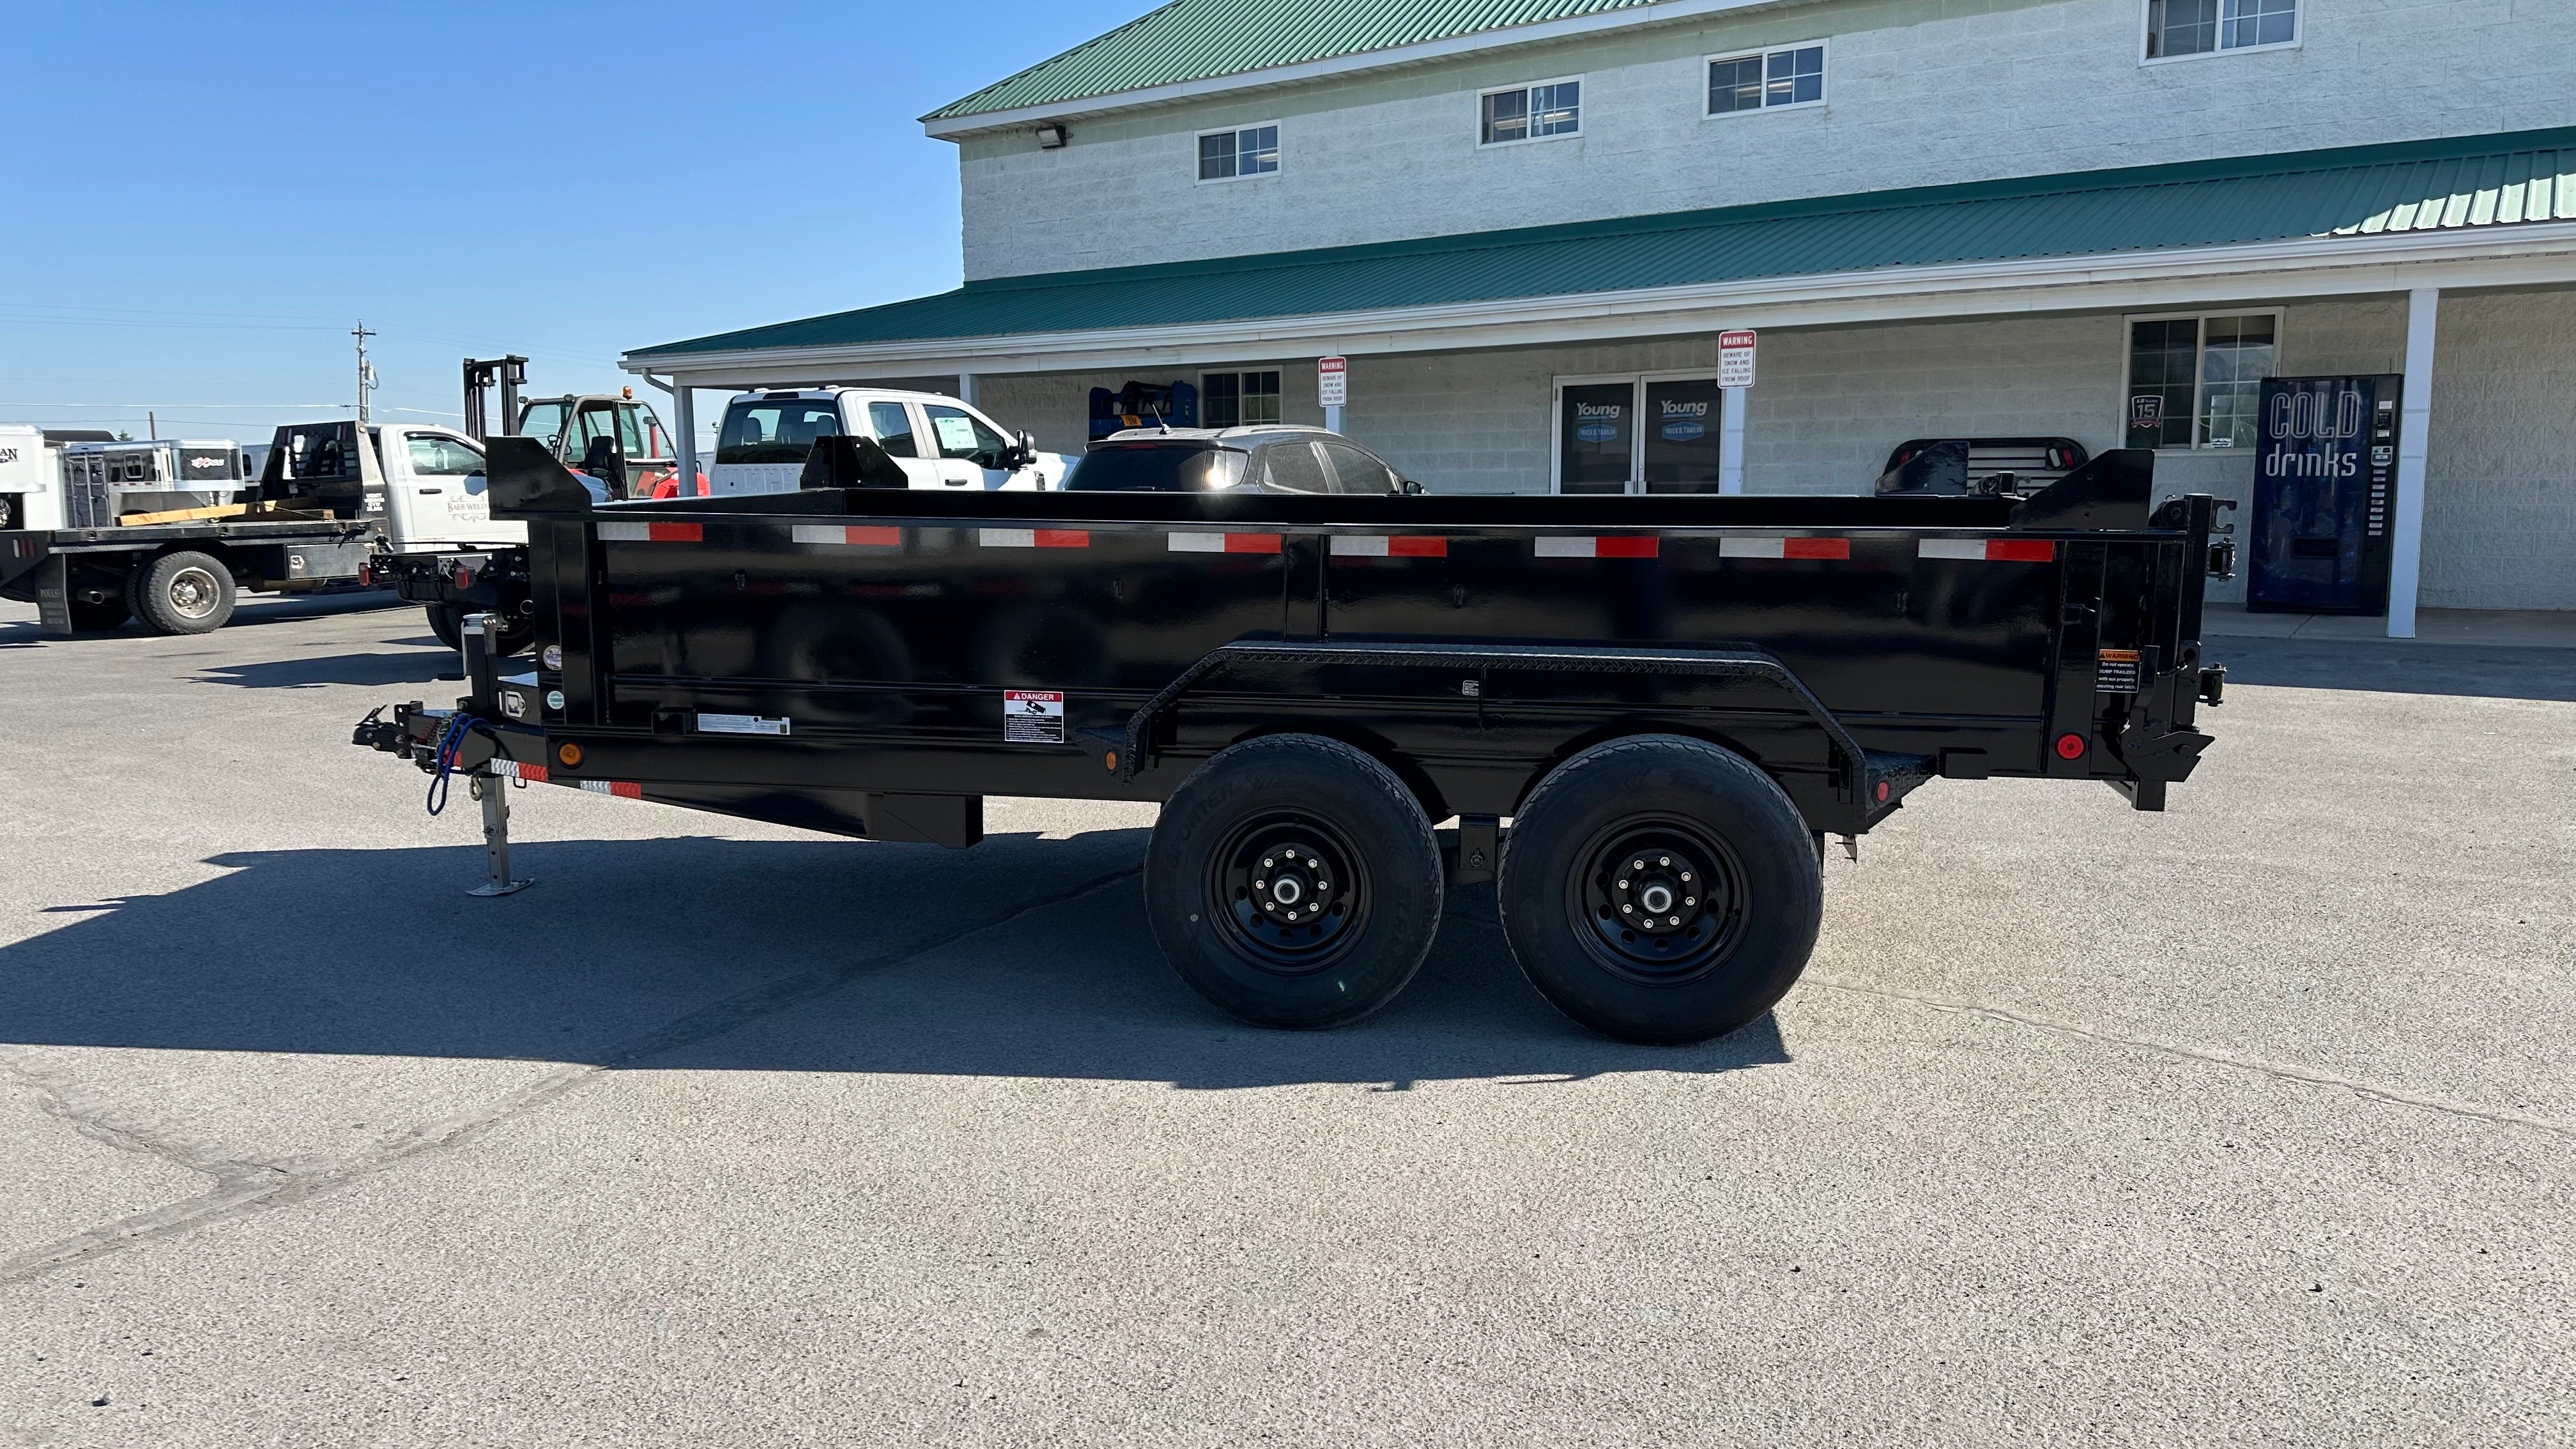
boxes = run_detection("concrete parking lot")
[1,594,2568,1448]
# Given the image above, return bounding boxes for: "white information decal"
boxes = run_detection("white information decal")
[1004,690,1065,744]
[1718,329,1758,389]
[1317,355,1348,408]
[698,713,791,736]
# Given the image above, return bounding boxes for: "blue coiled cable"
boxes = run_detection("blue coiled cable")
[425,712,479,816]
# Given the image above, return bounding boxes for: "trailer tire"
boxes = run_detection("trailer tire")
[132,551,236,634]
[426,604,461,650]
[1498,735,1821,1045]
[431,603,530,656]
[1145,734,1444,1030]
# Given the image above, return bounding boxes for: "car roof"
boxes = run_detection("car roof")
[724,386,975,407]
[1098,424,1337,446]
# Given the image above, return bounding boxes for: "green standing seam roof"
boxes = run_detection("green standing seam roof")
[632,128,2576,360]
[927,0,1676,121]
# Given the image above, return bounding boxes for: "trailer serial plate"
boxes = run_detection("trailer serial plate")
[698,713,791,737]
[1004,690,1065,744]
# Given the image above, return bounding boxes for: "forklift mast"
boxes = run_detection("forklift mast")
[461,356,529,444]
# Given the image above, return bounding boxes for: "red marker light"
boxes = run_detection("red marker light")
[2055,733,2088,760]
[1873,780,1890,803]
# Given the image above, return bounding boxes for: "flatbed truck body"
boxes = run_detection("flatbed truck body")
[355,438,2226,1043]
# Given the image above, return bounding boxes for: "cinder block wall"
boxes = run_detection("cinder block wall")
[2419,290,2576,611]
[953,0,2572,280]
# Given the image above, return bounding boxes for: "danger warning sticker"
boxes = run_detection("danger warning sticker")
[1004,690,1065,744]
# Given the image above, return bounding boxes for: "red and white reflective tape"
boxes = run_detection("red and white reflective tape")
[1169,532,1283,554]
[1919,538,2056,563]
[1331,535,1448,557]
[792,524,903,548]
[491,758,549,783]
[1719,535,1850,560]
[597,521,703,542]
[1536,535,1658,559]
[978,528,1090,548]
[578,779,645,799]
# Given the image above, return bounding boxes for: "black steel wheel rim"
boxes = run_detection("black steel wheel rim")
[1206,811,1370,974]
[1569,816,1747,984]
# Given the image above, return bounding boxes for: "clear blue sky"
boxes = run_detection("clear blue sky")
[0,0,1142,444]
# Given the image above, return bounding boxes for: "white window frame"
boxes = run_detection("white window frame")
[2139,0,2301,65]
[1550,369,1728,494]
[1193,121,1282,185]
[1702,40,1831,119]
[2119,307,2287,452]
[1477,74,1586,149]
[1200,369,1284,428]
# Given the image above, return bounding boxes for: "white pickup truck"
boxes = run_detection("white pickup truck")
[710,387,1069,496]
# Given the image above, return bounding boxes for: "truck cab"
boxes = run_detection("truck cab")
[709,387,1068,496]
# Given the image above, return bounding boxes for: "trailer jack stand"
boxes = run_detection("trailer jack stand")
[466,774,533,896]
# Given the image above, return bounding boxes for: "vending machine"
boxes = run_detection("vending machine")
[2248,374,2402,614]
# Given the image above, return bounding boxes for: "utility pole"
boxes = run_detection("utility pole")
[352,321,378,423]
[148,410,158,439]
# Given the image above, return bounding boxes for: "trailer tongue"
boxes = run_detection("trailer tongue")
[353,438,2224,1043]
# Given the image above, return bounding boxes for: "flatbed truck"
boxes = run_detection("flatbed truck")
[352,436,2228,1044]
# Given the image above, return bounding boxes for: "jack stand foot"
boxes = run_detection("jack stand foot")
[1839,834,1860,862]
[469,878,533,898]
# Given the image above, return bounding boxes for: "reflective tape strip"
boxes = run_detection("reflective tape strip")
[1920,538,2057,562]
[1718,536,1850,560]
[792,524,903,547]
[1536,535,1658,559]
[1330,535,1448,557]
[577,779,644,799]
[491,758,549,784]
[597,521,702,542]
[979,528,1089,548]
[1169,532,1283,554]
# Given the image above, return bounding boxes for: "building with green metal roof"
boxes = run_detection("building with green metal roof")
[627,0,2576,624]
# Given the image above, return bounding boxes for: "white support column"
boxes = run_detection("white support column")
[673,383,697,490]
[2387,286,2439,639]
[1324,404,1344,434]
[956,372,978,406]
[1719,387,1748,494]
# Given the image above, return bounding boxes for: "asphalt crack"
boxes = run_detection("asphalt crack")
[0,861,1142,1286]
[1807,974,2575,1142]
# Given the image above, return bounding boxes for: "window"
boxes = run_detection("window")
[1202,371,1282,428]
[715,398,841,464]
[924,404,1010,463]
[1064,443,1247,493]
[1255,441,1330,493]
[405,433,484,475]
[516,402,567,450]
[2123,312,2279,449]
[1197,125,1279,181]
[1317,440,1397,494]
[1708,44,1826,115]
[2146,0,2296,59]
[866,401,917,458]
[1481,78,1581,146]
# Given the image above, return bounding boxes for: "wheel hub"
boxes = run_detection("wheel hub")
[1211,816,1367,972]
[169,567,217,618]
[1577,823,1745,982]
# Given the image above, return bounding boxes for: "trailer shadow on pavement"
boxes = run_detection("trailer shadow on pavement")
[0,832,1788,1092]
[190,646,462,691]
[2204,637,2576,702]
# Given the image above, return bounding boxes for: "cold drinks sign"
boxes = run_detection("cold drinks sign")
[1717,330,1757,388]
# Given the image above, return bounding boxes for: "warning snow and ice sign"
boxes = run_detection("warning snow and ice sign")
[1717,330,1757,388]
[1004,689,1065,743]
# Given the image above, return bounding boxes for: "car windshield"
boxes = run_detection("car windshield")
[1062,443,1248,492]
[717,399,843,465]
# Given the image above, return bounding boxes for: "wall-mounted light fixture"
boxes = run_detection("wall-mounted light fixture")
[1035,123,1069,150]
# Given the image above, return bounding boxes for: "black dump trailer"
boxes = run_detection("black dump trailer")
[354,437,2228,1044]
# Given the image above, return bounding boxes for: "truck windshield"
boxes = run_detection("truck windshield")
[718,399,842,464]
[1063,444,1247,492]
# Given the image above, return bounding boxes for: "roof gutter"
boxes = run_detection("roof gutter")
[623,222,2576,382]
[921,0,1814,137]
